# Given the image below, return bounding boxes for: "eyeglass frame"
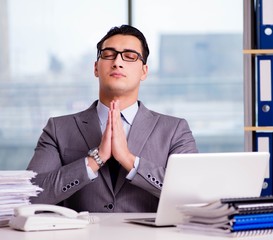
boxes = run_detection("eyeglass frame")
[97,48,146,64]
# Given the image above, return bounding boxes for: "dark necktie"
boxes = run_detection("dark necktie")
[107,156,120,188]
[107,113,125,188]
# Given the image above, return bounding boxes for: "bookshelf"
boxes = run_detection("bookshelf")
[243,0,273,195]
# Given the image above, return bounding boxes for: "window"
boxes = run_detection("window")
[0,0,126,169]
[0,0,243,170]
[133,0,244,153]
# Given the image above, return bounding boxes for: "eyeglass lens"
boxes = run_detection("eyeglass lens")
[100,49,141,62]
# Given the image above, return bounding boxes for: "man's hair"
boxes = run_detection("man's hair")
[96,25,149,64]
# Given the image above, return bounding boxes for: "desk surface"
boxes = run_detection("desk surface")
[1,213,273,240]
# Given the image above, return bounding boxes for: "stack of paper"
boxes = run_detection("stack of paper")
[177,196,273,237]
[0,170,43,227]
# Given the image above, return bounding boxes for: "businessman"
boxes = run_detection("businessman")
[27,25,198,213]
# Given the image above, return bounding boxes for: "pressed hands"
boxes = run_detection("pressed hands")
[87,100,136,173]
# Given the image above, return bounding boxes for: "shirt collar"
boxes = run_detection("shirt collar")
[121,102,138,125]
[97,101,138,126]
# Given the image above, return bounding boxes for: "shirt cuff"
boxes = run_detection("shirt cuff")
[126,156,140,180]
[85,157,98,180]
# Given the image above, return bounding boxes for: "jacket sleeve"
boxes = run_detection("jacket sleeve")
[27,117,91,204]
[129,117,198,198]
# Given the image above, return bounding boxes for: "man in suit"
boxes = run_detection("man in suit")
[27,25,198,212]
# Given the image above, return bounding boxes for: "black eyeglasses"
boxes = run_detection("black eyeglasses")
[98,48,145,64]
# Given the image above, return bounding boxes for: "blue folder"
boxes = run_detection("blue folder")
[257,56,273,126]
[254,132,272,196]
[233,213,273,225]
[257,0,273,49]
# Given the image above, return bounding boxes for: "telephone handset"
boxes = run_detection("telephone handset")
[9,204,99,231]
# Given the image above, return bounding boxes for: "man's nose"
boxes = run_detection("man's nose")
[112,53,124,68]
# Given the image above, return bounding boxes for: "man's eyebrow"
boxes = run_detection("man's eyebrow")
[123,48,139,53]
[102,47,139,53]
[101,47,116,51]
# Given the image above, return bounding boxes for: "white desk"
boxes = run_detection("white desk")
[1,213,273,240]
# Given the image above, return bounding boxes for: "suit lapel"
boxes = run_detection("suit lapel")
[74,101,102,149]
[114,102,160,194]
[100,164,114,194]
[74,101,113,192]
[127,102,160,155]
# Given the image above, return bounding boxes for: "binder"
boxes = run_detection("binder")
[177,196,273,237]
[222,195,273,214]
[257,55,273,126]
[254,132,272,196]
[255,0,273,198]
[233,213,273,225]
[257,0,273,49]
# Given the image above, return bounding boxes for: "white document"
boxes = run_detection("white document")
[0,170,43,227]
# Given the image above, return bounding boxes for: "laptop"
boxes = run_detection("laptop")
[127,152,269,227]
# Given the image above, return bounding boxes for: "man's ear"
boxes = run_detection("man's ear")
[94,61,99,77]
[140,64,148,81]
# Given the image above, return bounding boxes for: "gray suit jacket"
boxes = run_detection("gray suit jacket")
[27,101,198,212]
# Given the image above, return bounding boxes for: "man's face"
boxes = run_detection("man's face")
[94,34,148,99]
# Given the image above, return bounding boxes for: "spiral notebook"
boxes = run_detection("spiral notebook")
[126,152,269,227]
[177,196,273,237]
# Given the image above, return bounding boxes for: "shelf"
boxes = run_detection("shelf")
[245,126,273,132]
[243,49,273,54]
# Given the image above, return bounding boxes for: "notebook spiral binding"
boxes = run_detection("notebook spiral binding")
[232,229,273,237]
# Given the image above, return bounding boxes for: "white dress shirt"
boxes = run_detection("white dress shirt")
[85,101,140,180]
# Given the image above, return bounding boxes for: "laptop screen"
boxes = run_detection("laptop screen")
[155,152,269,226]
